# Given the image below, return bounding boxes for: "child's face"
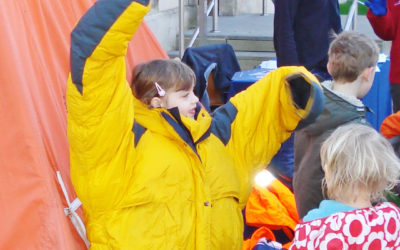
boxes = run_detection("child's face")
[162,84,199,118]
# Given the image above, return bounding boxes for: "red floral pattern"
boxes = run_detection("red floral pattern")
[290,203,400,249]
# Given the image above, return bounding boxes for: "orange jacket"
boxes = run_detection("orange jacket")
[381,111,400,139]
[243,174,299,250]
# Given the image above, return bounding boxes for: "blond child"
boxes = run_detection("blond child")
[293,31,380,218]
[291,123,400,249]
[67,0,323,249]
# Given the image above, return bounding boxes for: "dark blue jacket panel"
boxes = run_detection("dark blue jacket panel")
[273,0,342,71]
[181,44,241,103]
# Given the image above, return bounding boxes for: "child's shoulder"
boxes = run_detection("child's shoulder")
[374,201,400,213]
[300,202,400,227]
[293,202,400,249]
[322,81,364,107]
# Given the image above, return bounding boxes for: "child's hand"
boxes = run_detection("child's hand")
[365,0,387,16]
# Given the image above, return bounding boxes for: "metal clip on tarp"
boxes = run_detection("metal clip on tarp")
[56,171,90,248]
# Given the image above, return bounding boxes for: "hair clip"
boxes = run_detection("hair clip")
[155,82,166,97]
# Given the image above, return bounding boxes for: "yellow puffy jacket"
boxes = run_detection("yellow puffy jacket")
[67,0,323,249]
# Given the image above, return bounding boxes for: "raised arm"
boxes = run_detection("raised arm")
[212,66,323,195]
[67,0,150,208]
[366,0,398,40]
[69,0,150,101]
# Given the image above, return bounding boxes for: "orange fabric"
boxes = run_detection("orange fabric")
[381,111,400,139]
[0,0,167,248]
[242,227,276,250]
[282,241,293,249]
[246,180,299,229]
[243,179,299,249]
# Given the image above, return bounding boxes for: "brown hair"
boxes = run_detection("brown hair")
[328,31,379,82]
[130,59,196,105]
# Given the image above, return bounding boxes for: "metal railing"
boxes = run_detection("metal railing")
[179,0,219,58]
[344,0,359,31]
[262,0,268,16]
[178,0,269,57]
[179,0,358,58]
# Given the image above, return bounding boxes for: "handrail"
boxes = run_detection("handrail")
[344,0,359,31]
[262,0,267,16]
[198,0,207,47]
[178,0,219,58]
[212,0,219,32]
[179,0,185,58]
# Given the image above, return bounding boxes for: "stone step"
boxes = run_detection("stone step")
[180,37,275,52]
[228,38,274,52]
[236,51,276,70]
[167,14,391,70]
[171,25,276,70]
[180,28,274,52]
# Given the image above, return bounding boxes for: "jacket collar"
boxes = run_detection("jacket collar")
[132,97,212,144]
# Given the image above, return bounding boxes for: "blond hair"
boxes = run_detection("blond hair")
[131,59,195,105]
[321,123,400,203]
[328,31,379,82]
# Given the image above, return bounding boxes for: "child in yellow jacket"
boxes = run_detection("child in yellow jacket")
[67,0,323,249]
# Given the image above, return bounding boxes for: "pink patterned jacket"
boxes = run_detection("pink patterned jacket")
[290,202,400,249]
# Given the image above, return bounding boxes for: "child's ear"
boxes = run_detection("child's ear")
[362,66,375,82]
[150,97,162,108]
[327,61,332,76]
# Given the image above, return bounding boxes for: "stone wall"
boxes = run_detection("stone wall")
[145,0,197,52]
[145,0,274,52]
